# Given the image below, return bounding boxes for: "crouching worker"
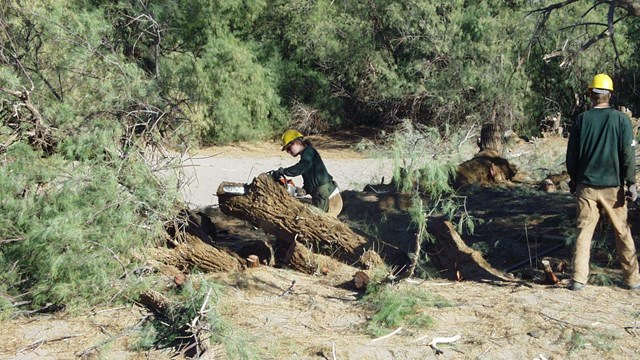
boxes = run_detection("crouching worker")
[272,130,343,217]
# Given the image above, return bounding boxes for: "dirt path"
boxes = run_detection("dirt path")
[180,136,393,207]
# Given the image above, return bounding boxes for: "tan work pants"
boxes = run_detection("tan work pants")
[572,185,640,286]
[327,192,343,218]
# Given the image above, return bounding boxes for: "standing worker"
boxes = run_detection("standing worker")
[272,130,343,217]
[566,73,640,291]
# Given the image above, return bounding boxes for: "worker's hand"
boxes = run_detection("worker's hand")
[268,167,285,180]
[626,184,638,202]
[569,180,577,194]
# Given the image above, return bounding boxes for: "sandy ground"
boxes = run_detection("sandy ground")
[179,139,394,208]
[4,135,640,359]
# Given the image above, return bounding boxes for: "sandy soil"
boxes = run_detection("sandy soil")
[179,135,393,208]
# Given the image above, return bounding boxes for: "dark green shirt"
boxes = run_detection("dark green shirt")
[283,145,335,196]
[566,107,636,187]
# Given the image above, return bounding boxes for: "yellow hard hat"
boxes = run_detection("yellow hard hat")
[281,129,303,151]
[588,73,614,93]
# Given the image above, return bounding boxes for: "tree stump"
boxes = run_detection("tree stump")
[217,174,375,268]
[478,122,502,153]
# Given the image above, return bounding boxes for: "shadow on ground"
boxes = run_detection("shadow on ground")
[210,180,640,287]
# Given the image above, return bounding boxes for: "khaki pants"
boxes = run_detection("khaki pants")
[327,192,343,218]
[572,185,640,286]
[312,181,343,218]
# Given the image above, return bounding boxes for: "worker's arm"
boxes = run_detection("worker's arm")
[566,117,581,182]
[282,149,313,177]
[620,114,636,186]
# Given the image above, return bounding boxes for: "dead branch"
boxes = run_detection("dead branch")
[17,334,81,354]
[280,280,296,297]
[370,327,403,343]
[405,215,425,279]
[427,334,461,355]
[0,237,25,244]
[76,312,152,358]
[528,0,634,67]
[184,288,213,358]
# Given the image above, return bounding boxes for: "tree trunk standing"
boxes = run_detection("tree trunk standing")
[478,122,502,153]
[217,174,373,267]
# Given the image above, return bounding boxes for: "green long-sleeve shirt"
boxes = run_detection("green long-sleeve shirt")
[283,145,335,196]
[566,107,636,187]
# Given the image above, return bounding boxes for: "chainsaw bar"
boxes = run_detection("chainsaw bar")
[222,185,248,195]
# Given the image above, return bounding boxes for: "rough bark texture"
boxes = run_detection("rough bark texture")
[454,149,517,188]
[280,238,355,278]
[478,122,502,153]
[158,209,244,273]
[427,218,510,282]
[217,174,373,267]
[167,233,243,272]
[139,289,171,315]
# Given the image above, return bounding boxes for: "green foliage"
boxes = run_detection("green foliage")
[0,142,177,310]
[362,284,452,337]
[133,277,259,359]
[382,121,479,277]
[566,330,617,353]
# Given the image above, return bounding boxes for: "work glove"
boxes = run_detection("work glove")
[626,184,638,202]
[268,167,285,180]
[568,179,577,194]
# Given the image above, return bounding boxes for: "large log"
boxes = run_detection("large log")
[155,233,244,272]
[217,174,373,267]
[454,148,517,188]
[154,209,244,273]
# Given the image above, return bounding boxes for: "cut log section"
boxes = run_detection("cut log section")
[156,209,244,273]
[156,232,244,272]
[427,218,510,282]
[217,174,376,268]
[455,149,517,188]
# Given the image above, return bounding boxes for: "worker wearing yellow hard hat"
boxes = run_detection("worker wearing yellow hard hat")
[566,73,640,291]
[272,129,343,217]
[588,73,614,94]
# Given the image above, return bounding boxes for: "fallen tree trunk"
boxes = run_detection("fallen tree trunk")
[427,218,511,282]
[155,210,244,273]
[165,233,244,272]
[277,238,359,283]
[217,174,375,267]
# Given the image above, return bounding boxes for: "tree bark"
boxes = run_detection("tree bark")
[157,233,244,273]
[217,174,373,267]
[478,122,502,153]
[157,209,244,273]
